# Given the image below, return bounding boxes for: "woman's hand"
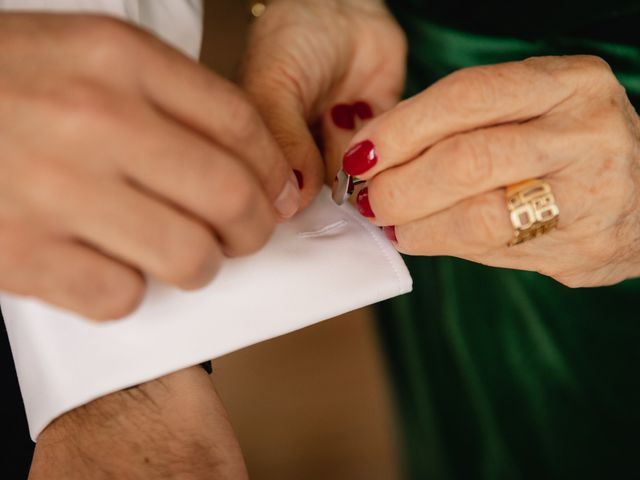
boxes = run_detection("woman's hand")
[29,367,248,480]
[0,14,300,320]
[241,0,406,207]
[345,55,640,287]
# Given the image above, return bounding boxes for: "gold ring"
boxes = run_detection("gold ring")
[506,179,560,246]
[248,1,267,18]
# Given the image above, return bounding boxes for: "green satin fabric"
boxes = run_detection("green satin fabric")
[376,4,640,479]
[394,12,640,105]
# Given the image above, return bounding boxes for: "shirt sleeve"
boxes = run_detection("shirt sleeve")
[0,0,204,59]
[2,188,412,440]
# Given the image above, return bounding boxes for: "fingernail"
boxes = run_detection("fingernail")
[383,226,397,243]
[293,169,304,189]
[356,187,375,217]
[331,104,356,130]
[274,173,300,219]
[353,101,373,120]
[343,140,377,176]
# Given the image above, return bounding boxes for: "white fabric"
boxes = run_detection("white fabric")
[0,0,204,58]
[3,189,412,440]
[0,1,413,441]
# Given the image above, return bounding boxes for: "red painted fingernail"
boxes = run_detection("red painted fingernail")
[293,169,304,189]
[343,140,377,176]
[356,187,375,218]
[353,101,373,120]
[331,104,356,130]
[383,226,397,243]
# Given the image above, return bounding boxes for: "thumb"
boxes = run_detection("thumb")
[241,69,325,211]
[242,82,325,210]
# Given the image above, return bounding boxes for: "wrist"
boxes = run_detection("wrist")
[29,367,247,480]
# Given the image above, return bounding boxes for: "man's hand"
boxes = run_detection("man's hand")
[29,367,249,480]
[0,13,300,320]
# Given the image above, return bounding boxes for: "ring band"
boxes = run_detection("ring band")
[506,179,559,246]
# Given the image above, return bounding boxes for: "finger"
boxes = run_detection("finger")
[393,181,576,258]
[323,101,376,183]
[394,190,512,256]
[0,231,144,320]
[342,58,575,179]
[245,78,325,210]
[366,119,572,226]
[115,112,277,256]
[40,176,224,290]
[135,34,300,219]
[240,45,326,211]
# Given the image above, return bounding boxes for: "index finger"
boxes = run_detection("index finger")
[342,57,574,179]
[132,29,300,218]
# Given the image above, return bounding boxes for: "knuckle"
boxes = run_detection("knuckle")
[223,93,263,142]
[78,16,141,69]
[608,81,628,102]
[442,66,497,112]
[47,80,120,131]
[576,55,615,80]
[442,133,493,189]
[595,102,638,159]
[163,228,219,288]
[86,269,146,320]
[197,161,260,224]
[368,173,405,223]
[574,56,622,93]
[219,174,259,222]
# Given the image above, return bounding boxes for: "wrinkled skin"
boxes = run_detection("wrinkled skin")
[349,55,640,288]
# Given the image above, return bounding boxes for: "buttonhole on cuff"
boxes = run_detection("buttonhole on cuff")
[298,220,348,238]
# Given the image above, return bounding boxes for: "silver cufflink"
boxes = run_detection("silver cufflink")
[332,169,365,205]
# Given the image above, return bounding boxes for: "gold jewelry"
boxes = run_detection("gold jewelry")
[506,179,559,246]
[248,1,267,18]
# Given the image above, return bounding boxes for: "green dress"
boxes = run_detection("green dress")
[377,2,640,478]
